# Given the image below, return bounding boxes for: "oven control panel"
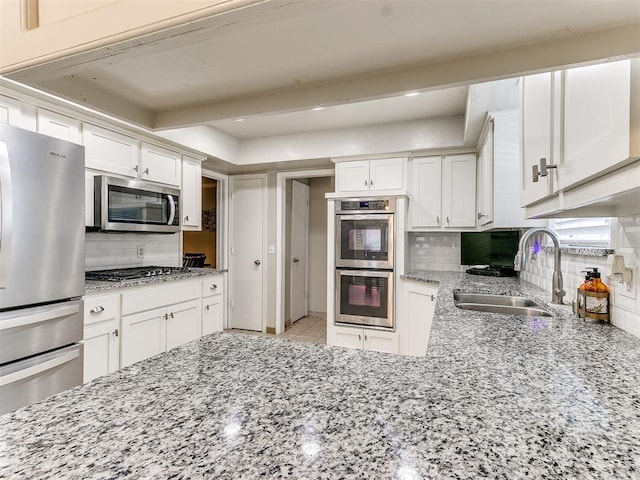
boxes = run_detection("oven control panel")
[337,198,394,213]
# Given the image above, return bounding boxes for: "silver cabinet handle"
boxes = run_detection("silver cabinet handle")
[533,157,557,182]
[430,295,435,301]
[364,180,368,187]
[446,217,450,223]
[133,165,139,172]
[184,215,189,222]
[370,180,374,187]
[436,216,440,225]
[169,312,174,319]
[293,258,300,263]
[144,168,149,174]
[205,305,210,311]
[89,306,105,314]
[113,328,119,337]
[254,259,261,266]
[364,334,368,341]
[210,284,218,290]
[163,313,168,320]
[358,334,362,340]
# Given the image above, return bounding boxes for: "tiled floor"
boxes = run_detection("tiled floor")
[225,315,327,345]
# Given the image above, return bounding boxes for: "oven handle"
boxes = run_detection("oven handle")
[0,141,13,290]
[0,303,80,331]
[167,194,176,226]
[0,348,79,386]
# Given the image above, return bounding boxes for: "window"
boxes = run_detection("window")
[548,218,612,246]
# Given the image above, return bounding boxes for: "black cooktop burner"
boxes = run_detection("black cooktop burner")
[86,266,191,282]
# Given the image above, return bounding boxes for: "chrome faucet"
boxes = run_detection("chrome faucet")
[514,227,565,304]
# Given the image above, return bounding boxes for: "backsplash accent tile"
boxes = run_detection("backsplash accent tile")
[85,233,180,270]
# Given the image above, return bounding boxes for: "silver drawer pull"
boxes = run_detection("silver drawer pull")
[89,306,105,314]
[210,284,218,290]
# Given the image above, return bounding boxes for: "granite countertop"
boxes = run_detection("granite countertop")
[2,271,639,479]
[85,268,226,294]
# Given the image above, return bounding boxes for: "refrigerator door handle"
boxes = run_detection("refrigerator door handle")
[167,194,176,226]
[0,141,13,290]
[0,303,80,331]
[0,348,80,386]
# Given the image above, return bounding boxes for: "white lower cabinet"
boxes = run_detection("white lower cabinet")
[202,276,224,335]
[332,325,399,354]
[83,294,120,383]
[396,279,438,356]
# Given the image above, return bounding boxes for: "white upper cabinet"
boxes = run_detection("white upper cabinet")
[409,156,442,228]
[82,123,140,176]
[409,154,476,230]
[36,109,82,143]
[442,153,476,228]
[181,156,202,230]
[559,60,631,190]
[478,110,544,229]
[521,59,633,212]
[0,95,36,131]
[335,157,406,194]
[140,143,182,186]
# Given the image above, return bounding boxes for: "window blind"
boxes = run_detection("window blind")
[548,217,612,246]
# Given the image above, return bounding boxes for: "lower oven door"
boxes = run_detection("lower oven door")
[336,269,393,329]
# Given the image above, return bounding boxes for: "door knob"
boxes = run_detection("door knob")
[293,258,300,263]
[254,259,261,266]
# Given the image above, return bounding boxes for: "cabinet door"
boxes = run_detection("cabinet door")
[121,308,166,367]
[442,154,476,228]
[166,300,201,350]
[36,109,81,143]
[409,156,442,228]
[400,281,437,356]
[140,143,182,186]
[0,95,36,130]
[336,160,370,192]
[202,296,223,335]
[363,329,398,354]
[369,157,404,191]
[181,157,202,230]
[332,325,364,349]
[82,123,139,177]
[477,121,494,226]
[560,60,631,190]
[520,73,554,206]
[83,319,120,383]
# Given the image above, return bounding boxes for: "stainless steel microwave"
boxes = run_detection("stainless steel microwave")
[94,175,181,233]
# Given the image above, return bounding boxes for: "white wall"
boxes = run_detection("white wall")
[237,116,464,165]
[85,232,181,270]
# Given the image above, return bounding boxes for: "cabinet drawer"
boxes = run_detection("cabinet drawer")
[121,280,200,316]
[84,294,120,326]
[201,276,224,298]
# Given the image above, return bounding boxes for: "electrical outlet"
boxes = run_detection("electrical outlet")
[137,245,145,258]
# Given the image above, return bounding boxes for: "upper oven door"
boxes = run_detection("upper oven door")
[96,176,181,233]
[336,214,394,269]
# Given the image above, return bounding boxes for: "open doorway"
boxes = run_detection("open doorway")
[183,176,218,268]
[280,173,334,340]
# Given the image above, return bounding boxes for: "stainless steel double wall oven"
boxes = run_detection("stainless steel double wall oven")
[335,198,395,329]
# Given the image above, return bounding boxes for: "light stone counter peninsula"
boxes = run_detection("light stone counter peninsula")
[1,271,638,479]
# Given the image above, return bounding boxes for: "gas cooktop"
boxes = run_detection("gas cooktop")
[85,266,191,282]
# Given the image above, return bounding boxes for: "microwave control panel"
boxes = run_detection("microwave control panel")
[337,198,394,213]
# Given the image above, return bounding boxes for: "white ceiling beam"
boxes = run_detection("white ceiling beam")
[153,22,640,129]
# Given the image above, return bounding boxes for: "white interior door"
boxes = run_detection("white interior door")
[230,176,265,331]
[289,180,309,323]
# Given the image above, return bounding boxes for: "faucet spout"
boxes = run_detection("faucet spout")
[513,227,565,304]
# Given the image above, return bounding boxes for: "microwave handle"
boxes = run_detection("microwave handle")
[167,194,176,226]
[0,141,13,290]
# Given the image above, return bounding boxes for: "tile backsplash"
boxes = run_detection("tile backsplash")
[86,232,180,270]
[407,232,463,271]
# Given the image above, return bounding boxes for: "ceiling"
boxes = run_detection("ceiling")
[5,0,640,154]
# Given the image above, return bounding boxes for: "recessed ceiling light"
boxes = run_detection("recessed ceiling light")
[404,92,420,97]
[311,106,324,111]
[235,118,245,122]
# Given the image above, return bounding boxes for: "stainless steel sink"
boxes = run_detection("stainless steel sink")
[453,293,553,317]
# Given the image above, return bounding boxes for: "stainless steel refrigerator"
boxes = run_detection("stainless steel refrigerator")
[0,123,85,415]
